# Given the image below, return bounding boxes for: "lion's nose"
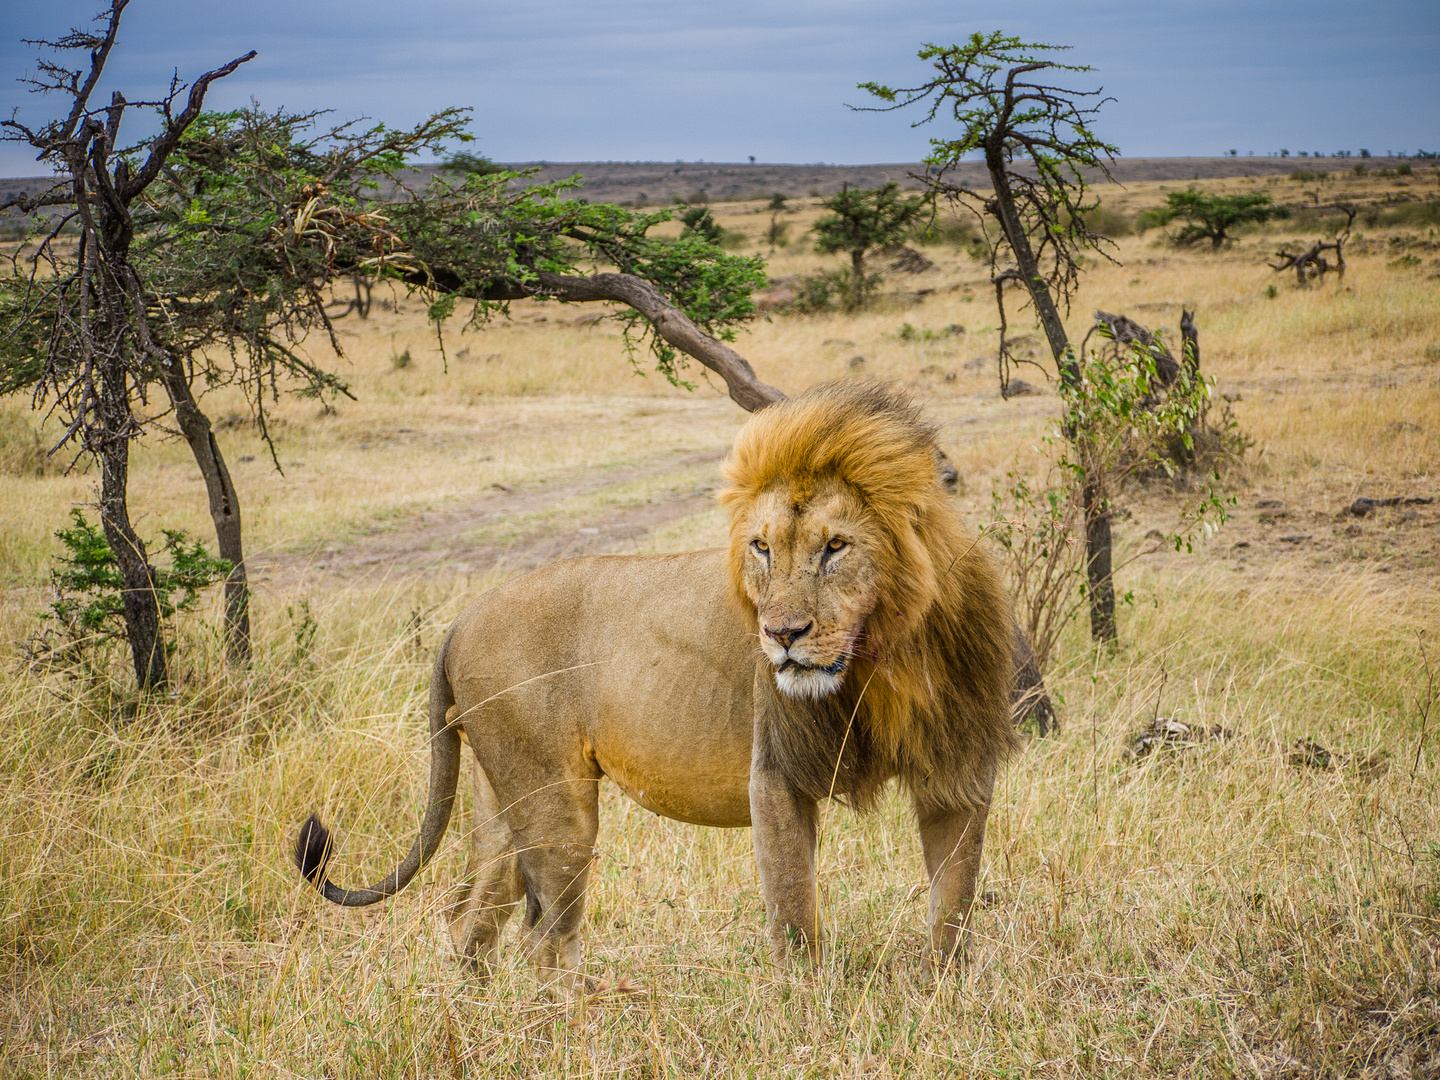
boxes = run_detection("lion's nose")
[764,621,813,650]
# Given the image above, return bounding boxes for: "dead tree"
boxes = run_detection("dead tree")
[1268,203,1356,286]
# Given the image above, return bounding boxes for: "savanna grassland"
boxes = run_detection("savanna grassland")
[1,166,1438,1078]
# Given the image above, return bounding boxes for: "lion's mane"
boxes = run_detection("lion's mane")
[720,381,1019,811]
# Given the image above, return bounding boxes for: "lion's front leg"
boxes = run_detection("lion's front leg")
[749,763,822,965]
[915,795,992,971]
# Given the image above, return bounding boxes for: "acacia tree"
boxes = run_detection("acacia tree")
[1161,189,1276,248]
[0,1,255,687]
[811,181,931,308]
[861,32,1124,642]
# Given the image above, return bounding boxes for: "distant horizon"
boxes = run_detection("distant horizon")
[5,150,1433,184]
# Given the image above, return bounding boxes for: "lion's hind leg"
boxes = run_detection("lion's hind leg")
[505,779,600,992]
[446,756,524,976]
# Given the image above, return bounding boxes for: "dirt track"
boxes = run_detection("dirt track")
[248,449,725,591]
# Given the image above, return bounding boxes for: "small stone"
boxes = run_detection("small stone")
[1278,534,1312,543]
[848,355,866,370]
[1003,379,1040,398]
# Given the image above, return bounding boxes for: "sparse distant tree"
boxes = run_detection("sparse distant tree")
[1159,189,1276,248]
[861,32,1124,642]
[440,150,507,176]
[811,181,931,308]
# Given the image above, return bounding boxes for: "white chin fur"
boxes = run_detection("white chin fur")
[773,665,844,699]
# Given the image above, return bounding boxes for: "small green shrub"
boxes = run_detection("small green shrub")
[1374,200,1440,228]
[783,268,879,315]
[1135,207,1170,234]
[32,510,231,669]
[1079,201,1133,237]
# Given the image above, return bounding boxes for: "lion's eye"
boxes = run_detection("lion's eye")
[827,538,846,552]
[752,538,769,554]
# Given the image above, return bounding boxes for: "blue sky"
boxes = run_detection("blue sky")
[2,0,1437,177]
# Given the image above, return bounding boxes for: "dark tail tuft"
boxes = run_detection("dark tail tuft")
[294,813,333,886]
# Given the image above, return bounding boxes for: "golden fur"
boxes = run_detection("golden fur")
[721,381,1019,811]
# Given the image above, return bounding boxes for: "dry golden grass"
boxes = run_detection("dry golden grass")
[1,172,1437,1077]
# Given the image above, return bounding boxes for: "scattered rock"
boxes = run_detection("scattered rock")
[1231,540,1251,549]
[1345,495,1433,516]
[1255,498,1285,509]
[963,357,989,371]
[1002,379,1040,398]
[1288,738,1389,778]
[572,313,606,328]
[1344,523,1362,536]
[1129,717,1235,759]
[847,355,866,371]
[1278,534,1312,544]
[822,338,855,348]
[1144,528,1166,541]
[489,483,512,493]
[884,245,935,273]
[1388,420,1423,434]
[238,455,256,463]
[946,324,966,336]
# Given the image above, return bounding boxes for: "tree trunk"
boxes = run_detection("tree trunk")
[850,249,866,307]
[1010,619,1056,736]
[983,144,1116,644]
[98,367,168,690]
[984,147,1073,378]
[1083,479,1116,643]
[161,358,251,664]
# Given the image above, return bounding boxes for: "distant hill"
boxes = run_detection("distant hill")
[408,156,1393,205]
[5,157,1425,228]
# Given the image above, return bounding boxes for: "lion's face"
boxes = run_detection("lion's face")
[734,477,883,699]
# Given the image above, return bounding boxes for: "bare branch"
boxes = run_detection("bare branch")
[124,50,256,199]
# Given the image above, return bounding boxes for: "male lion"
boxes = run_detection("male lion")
[294,381,1018,983]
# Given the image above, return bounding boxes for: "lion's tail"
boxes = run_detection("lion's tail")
[292,626,460,907]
